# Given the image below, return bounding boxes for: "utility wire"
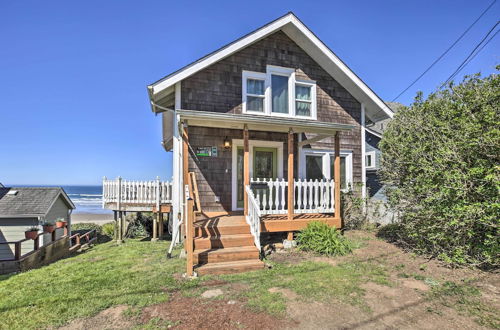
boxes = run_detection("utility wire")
[440,22,499,87]
[391,0,497,101]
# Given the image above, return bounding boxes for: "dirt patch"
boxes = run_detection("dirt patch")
[59,305,135,330]
[268,230,498,329]
[141,292,293,329]
[401,278,430,291]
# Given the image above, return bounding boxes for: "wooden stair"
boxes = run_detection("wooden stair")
[192,215,265,276]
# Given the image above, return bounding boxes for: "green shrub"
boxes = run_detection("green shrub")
[101,222,115,238]
[125,212,153,238]
[71,222,102,234]
[70,222,111,243]
[296,221,354,256]
[380,68,500,268]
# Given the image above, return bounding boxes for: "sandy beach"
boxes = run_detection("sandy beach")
[72,213,115,224]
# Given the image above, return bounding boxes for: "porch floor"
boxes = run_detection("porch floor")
[196,212,341,233]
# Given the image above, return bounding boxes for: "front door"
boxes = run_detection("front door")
[235,146,278,209]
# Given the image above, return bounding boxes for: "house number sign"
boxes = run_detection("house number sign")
[196,146,217,157]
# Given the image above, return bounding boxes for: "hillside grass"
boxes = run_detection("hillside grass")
[0,240,187,330]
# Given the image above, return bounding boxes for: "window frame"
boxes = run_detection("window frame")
[294,79,317,119]
[300,148,353,191]
[241,65,317,120]
[242,71,267,114]
[365,150,376,170]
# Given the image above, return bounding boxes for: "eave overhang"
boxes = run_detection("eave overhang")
[177,109,356,135]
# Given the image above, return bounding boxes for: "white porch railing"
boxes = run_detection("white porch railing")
[102,177,172,208]
[245,185,261,250]
[249,178,335,215]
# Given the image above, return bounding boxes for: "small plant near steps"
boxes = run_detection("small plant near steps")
[192,215,264,276]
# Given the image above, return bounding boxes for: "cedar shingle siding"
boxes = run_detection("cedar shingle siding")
[182,31,362,212]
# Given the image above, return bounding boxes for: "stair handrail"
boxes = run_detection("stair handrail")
[245,185,261,250]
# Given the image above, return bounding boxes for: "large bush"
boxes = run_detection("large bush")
[379,68,499,267]
[296,221,354,256]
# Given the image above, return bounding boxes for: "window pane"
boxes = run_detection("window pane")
[296,101,311,117]
[272,75,288,114]
[366,155,372,167]
[247,79,264,95]
[306,155,324,180]
[247,96,264,112]
[295,85,311,101]
[330,156,347,189]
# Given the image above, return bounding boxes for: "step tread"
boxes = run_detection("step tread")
[194,233,254,241]
[196,259,264,271]
[193,246,259,255]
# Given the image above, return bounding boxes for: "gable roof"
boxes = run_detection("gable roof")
[148,12,393,122]
[0,187,75,218]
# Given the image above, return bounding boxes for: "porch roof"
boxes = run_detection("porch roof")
[177,109,356,135]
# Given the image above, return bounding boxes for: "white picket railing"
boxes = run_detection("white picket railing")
[248,178,335,215]
[250,178,288,215]
[245,185,261,250]
[102,177,172,208]
[294,179,335,214]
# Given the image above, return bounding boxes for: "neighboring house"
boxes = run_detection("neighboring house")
[146,12,393,274]
[364,102,403,224]
[0,187,75,260]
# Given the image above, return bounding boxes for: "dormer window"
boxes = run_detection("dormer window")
[242,65,317,119]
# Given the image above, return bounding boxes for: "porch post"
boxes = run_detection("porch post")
[288,128,294,222]
[334,132,341,220]
[243,124,249,216]
[182,121,189,240]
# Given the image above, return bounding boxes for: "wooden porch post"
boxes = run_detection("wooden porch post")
[288,128,294,223]
[186,198,194,277]
[243,124,249,216]
[334,132,341,220]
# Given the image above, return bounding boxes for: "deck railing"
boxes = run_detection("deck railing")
[249,178,335,215]
[0,226,68,261]
[102,177,172,207]
[245,185,262,250]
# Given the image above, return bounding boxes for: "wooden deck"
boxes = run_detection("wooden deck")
[196,212,340,233]
[261,213,341,232]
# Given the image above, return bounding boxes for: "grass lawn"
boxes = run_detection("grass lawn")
[0,232,498,329]
[0,240,187,329]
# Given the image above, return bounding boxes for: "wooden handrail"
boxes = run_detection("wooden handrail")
[188,172,202,214]
[0,225,69,261]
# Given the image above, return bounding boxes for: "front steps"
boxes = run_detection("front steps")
[192,215,264,275]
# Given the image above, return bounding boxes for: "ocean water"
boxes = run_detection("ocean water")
[7,184,111,214]
[62,185,111,214]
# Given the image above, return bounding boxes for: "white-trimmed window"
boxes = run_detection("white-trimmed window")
[300,149,353,190]
[242,71,266,113]
[295,80,316,118]
[242,65,317,119]
[365,151,376,169]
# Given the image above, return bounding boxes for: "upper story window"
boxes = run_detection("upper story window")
[242,65,317,119]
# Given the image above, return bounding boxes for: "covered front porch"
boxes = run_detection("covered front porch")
[179,110,354,247]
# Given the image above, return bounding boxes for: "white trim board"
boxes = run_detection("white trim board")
[148,12,392,122]
[299,148,353,191]
[231,139,284,211]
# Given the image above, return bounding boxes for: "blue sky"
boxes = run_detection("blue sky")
[0,1,498,185]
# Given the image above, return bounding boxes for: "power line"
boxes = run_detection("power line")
[391,0,497,101]
[440,22,499,87]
